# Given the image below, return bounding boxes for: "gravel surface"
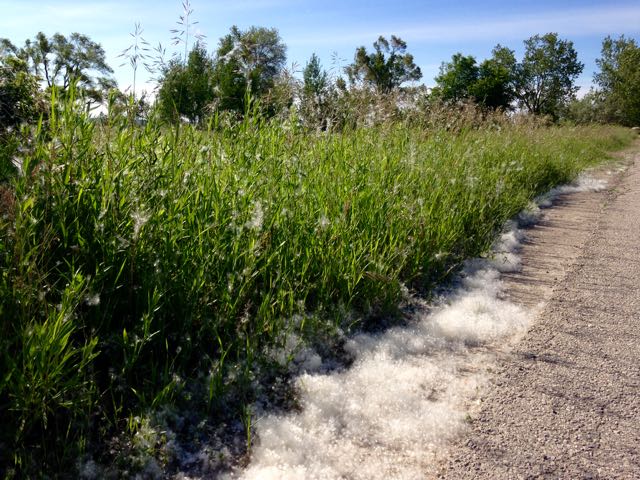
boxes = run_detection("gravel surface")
[439,142,640,479]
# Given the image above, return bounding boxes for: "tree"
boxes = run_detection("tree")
[433,46,516,110]
[472,45,517,110]
[303,53,328,99]
[0,57,45,181]
[300,53,332,128]
[0,32,115,109]
[212,25,286,114]
[156,43,214,124]
[346,35,422,92]
[433,53,479,102]
[514,33,583,118]
[566,90,604,124]
[0,57,43,133]
[594,35,640,126]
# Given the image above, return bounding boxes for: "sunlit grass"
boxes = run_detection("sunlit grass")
[0,98,633,475]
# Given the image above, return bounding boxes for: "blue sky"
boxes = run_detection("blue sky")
[1,0,639,96]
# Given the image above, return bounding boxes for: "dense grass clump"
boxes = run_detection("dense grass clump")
[0,99,633,475]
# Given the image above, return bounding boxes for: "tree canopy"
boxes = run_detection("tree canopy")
[156,43,214,124]
[212,25,286,113]
[433,53,479,103]
[594,35,640,126]
[346,36,422,92]
[473,46,517,110]
[433,46,516,110]
[303,53,328,99]
[0,32,115,108]
[514,33,583,118]
[0,57,43,133]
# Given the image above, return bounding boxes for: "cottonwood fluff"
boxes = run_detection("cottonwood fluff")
[229,174,608,480]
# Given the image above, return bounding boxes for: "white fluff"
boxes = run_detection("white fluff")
[221,174,609,480]
[537,173,607,208]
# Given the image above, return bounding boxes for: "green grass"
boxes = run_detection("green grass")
[0,100,634,476]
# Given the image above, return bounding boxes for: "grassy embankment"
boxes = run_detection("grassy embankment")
[0,100,634,474]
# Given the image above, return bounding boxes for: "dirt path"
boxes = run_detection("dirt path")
[439,141,640,479]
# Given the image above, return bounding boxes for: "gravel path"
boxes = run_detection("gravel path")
[439,142,640,479]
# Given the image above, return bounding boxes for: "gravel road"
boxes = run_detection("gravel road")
[439,142,640,479]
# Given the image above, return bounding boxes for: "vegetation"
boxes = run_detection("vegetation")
[0,7,638,476]
[473,46,518,109]
[515,33,583,119]
[0,57,45,182]
[594,35,640,126]
[0,92,634,475]
[434,53,481,103]
[156,42,215,124]
[434,34,584,118]
[212,25,287,115]
[346,35,422,92]
[299,53,334,129]
[0,32,115,109]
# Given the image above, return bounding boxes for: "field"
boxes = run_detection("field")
[0,101,634,475]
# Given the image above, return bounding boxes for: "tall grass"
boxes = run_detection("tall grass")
[0,97,633,475]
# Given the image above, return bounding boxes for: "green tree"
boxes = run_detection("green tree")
[472,45,517,110]
[0,32,115,109]
[594,35,640,126]
[346,35,422,92]
[515,33,583,118]
[566,90,604,124]
[212,25,286,114]
[300,53,332,129]
[156,43,214,124]
[303,53,328,98]
[0,56,45,181]
[0,57,42,133]
[433,46,516,110]
[433,53,479,102]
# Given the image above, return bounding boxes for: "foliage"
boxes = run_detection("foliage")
[212,25,287,115]
[473,46,517,109]
[0,32,115,109]
[514,33,583,119]
[433,46,516,110]
[433,53,479,102]
[346,36,422,92]
[594,35,640,126]
[0,57,45,182]
[303,53,328,99]
[300,53,332,128]
[261,66,297,118]
[566,90,605,124]
[0,89,633,475]
[0,57,43,133]
[156,43,214,124]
